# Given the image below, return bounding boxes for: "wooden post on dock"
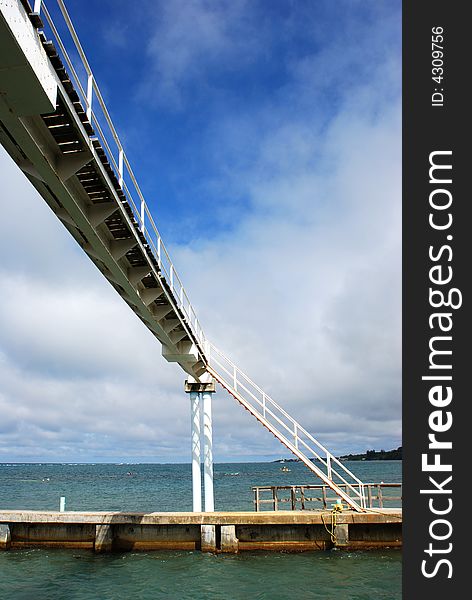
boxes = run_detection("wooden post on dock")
[378,485,383,508]
[254,488,260,512]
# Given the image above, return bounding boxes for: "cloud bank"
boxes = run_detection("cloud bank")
[0,0,401,462]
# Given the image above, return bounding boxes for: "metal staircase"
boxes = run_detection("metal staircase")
[0,0,368,512]
[206,343,367,511]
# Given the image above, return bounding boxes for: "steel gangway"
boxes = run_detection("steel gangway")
[0,0,367,511]
[206,344,366,510]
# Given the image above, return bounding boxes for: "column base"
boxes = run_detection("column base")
[201,524,216,552]
[94,524,114,552]
[220,525,239,553]
[0,524,11,550]
[334,523,349,547]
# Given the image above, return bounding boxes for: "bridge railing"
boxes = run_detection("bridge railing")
[252,483,402,511]
[207,342,367,508]
[30,0,368,509]
[39,0,207,349]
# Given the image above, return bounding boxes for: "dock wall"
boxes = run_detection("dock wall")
[0,510,402,553]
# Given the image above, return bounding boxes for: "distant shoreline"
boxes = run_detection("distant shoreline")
[1,450,402,466]
[274,446,402,463]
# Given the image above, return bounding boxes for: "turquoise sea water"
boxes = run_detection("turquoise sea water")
[0,461,402,599]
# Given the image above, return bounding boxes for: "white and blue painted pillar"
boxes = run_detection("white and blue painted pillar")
[202,389,214,512]
[185,378,216,513]
[190,390,202,512]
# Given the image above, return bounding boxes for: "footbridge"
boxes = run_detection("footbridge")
[0,0,368,511]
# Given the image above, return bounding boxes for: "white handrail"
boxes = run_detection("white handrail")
[207,342,366,507]
[41,0,207,351]
[38,0,365,509]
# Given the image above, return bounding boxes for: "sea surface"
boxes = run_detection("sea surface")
[0,461,402,599]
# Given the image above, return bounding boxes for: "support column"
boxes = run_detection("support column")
[202,389,214,512]
[185,378,216,516]
[190,390,202,513]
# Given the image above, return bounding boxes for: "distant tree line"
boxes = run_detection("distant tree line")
[339,446,402,461]
[273,446,402,463]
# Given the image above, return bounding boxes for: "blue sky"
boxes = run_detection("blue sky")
[48,0,401,240]
[0,0,401,462]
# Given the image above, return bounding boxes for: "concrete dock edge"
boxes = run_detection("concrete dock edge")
[0,510,402,553]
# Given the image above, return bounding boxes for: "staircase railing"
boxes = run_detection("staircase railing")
[206,342,367,511]
[33,0,367,511]
[39,0,207,350]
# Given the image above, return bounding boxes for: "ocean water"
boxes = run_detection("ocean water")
[0,461,402,599]
[0,461,401,512]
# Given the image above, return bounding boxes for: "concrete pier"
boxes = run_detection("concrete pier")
[0,509,401,553]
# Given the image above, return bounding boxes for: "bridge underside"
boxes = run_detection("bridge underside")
[1,0,371,512]
[0,0,207,380]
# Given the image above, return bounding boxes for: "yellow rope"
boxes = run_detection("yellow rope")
[321,504,401,546]
[321,510,338,544]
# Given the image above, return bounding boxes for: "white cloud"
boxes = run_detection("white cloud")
[171,101,401,452]
[141,0,261,108]
[0,2,401,463]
